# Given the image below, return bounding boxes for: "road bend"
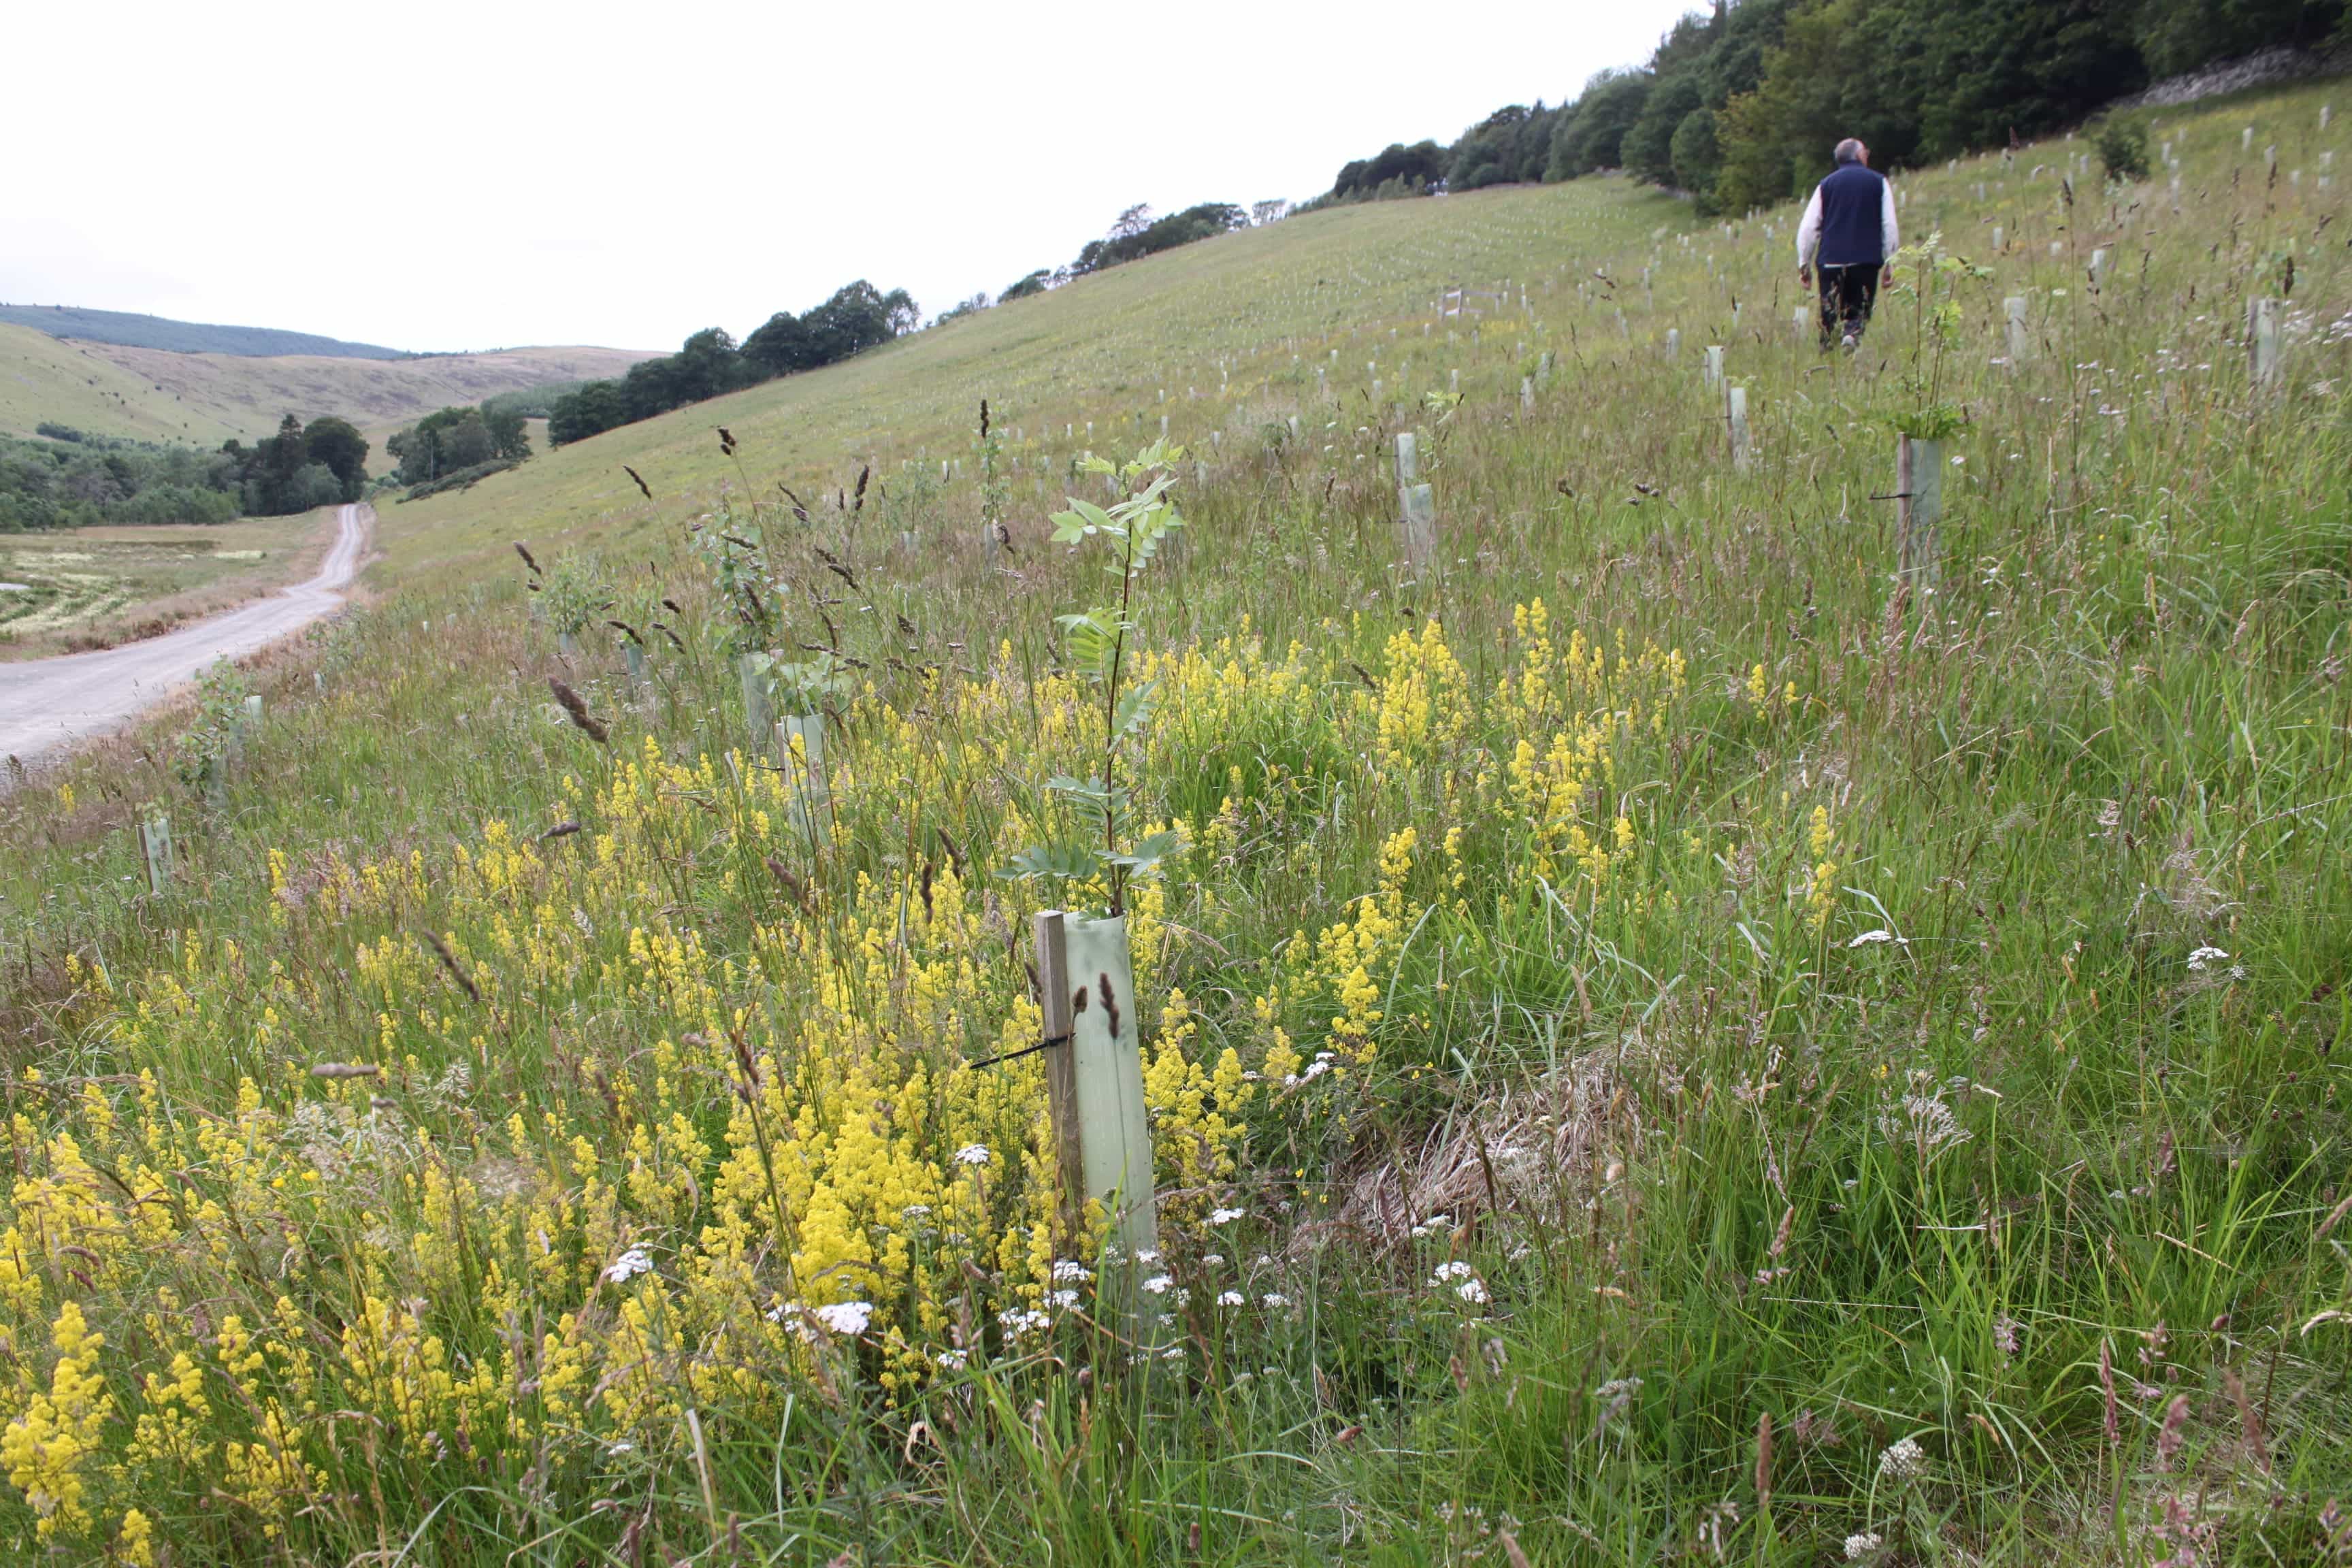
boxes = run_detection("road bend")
[0,502,370,766]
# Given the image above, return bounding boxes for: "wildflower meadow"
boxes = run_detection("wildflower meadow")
[3,79,2350,1565]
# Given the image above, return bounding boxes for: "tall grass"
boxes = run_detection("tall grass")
[1,79,2349,1565]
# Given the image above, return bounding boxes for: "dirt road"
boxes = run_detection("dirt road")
[0,503,369,766]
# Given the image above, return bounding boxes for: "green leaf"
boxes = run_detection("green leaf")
[1111,679,1160,742]
[1106,828,1187,875]
[1055,609,1126,682]
[1002,842,1100,881]
[1064,497,1117,534]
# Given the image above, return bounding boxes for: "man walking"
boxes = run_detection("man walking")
[1796,138,1899,350]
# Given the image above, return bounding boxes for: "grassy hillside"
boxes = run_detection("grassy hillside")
[1,78,2348,1566]
[0,328,655,468]
[0,305,404,359]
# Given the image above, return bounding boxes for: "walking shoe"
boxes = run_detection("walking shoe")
[1840,333,1858,350]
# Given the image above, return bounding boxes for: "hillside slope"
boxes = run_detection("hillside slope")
[1,78,2347,1567]
[0,325,655,461]
[0,304,405,358]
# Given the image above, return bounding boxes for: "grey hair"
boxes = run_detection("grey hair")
[1834,138,1866,165]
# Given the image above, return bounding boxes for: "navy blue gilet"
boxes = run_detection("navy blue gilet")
[1815,163,1888,267]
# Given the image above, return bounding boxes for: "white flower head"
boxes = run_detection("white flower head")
[2186,945,2229,971]
[1454,1279,1491,1305]
[954,1143,993,1166]
[1046,1289,1079,1310]
[1431,1260,1477,1284]
[934,1348,968,1371]
[1050,1259,1093,1284]
[1878,1436,1927,1480]
[1844,1531,1882,1559]
[1142,1274,1175,1295]
[1260,1292,1291,1309]
[1218,1290,1245,1307]
[1209,1207,1246,1225]
[602,1246,655,1284]
[811,1301,872,1336]
[998,1307,1051,1339]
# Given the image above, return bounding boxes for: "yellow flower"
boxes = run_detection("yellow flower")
[119,1509,155,1567]
[2,1301,111,1538]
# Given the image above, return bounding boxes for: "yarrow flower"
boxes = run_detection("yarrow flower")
[1260,1292,1291,1309]
[954,1144,992,1166]
[1218,1291,1245,1307]
[1142,1274,1175,1295]
[2185,945,2229,971]
[602,1246,654,1284]
[998,1307,1051,1339]
[1431,1260,1477,1283]
[1878,1436,1927,1480]
[811,1301,872,1336]
[1844,1531,1882,1559]
[1209,1207,1246,1225]
[1050,1260,1093,1284]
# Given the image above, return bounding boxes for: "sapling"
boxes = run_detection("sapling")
[1009,440,1188,917]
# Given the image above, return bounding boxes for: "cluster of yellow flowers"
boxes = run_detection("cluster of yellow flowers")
[0,606,1868,1551]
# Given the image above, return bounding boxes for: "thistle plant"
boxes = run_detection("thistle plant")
[1009,440,1187,916]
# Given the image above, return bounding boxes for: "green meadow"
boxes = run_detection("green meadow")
[1,78,2349,1566]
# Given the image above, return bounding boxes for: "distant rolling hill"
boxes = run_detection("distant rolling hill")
[0,304,408,359]
[0,324,657,472]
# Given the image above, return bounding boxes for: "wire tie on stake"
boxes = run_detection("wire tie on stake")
[966,1032,1072,1071]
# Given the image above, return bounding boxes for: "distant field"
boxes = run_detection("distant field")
[0,327,657,471]
[0,509,333,659]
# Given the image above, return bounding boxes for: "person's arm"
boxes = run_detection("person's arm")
[1880,178,1900,273]
[1795,186,1823,279]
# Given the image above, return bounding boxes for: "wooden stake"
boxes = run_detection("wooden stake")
[1034,911,1087,1243]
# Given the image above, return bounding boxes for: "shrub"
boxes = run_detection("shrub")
[2095,117,2152,183]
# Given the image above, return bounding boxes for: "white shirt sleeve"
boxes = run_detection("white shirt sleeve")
[1796,186,1823,270]
[1880,179,1900,261]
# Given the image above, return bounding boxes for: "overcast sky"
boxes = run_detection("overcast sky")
[3,1,1701,354]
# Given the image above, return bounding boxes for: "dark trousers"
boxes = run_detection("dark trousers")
[1818,263,1880,348]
